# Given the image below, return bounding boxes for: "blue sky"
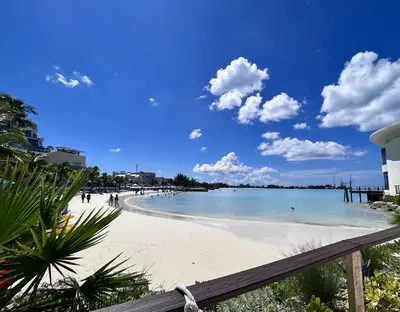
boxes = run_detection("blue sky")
[2,0,400,186]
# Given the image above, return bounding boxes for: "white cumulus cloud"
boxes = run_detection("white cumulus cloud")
[238,93,262,124]
[293,122,310,130]
[261,132,280,140]
[110,148,121,153]
[200,147,207,152]
[319,51,400,131]
[148,97,158,106]
[193,152,278,185]
[73,71,93,86]
[55,73,79,88]
[189,129,202,139]
[258,93,302,123]
[196,95,208,100]
[207,57,269,96]
[257,137,352,161]
[193,152,251,174]
[45,67,93,88]
[209,90,243,111]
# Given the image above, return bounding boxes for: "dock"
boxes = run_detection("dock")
[343,186,384,202]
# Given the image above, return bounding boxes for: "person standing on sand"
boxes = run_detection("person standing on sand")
[81,192,85,203]
[87,193,91,203]
[109,194,114,206]
[115,194,119,208]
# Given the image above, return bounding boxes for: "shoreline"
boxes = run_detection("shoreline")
[122,194,388,232]
[48,192,385,289]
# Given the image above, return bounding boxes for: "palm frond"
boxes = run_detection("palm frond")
[11,255,148,312]
[1,207,122,302]
[0,162,42,245]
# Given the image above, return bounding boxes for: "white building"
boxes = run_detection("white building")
[370,123,400,196]
[40,147,86,168]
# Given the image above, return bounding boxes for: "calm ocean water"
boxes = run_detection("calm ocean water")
[127,188,390,229]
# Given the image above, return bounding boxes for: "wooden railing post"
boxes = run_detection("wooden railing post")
[345,251,365,312]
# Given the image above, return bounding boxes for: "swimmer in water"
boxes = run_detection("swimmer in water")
[290,207,295,211]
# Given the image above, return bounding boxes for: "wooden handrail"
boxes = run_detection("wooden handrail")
[95,226,400,312]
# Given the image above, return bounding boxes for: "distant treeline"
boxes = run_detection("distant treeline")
[170,173,343,190]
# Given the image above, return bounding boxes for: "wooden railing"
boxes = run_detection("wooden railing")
[95,226,400,312]
[350,186,384,192]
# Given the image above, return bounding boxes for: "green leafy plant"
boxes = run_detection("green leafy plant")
[213,287,277,312]
[0,162,149,311]
[286,242,344,309]
[364,271,400,312]
[268,280,296,303]
[383,195,400,204]
[361,241,400,276]
[305,295,333,312]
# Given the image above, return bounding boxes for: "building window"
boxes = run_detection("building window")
[396,185,400,195]
[383,172,389,190]
[381,148,387,165]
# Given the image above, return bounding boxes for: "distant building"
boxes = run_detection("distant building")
[114,172,142,184]
[370,122,400,196]
[23,128,49,153]
[40,147,86,168]
[1,120,49,153]
[137,171,156,185]
[154,177,165,185]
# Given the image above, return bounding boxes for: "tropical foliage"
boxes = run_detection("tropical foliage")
[305,296,333,312]
[364,271,400,312]
[383,195,400,204]
[0,92,35,160]
[0,162,150,311]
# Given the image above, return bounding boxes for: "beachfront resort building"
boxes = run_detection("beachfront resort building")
[2,114,85,168]
[112,171,160,185]
[0,117,50,153]
[370,122,400,196]
[39,147,86,168]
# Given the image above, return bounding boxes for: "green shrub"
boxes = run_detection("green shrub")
[364,271,400,312]
[287,242,345,309]
[213,287,278,312]
[361,240,400,276]
[390,213,400,226]
[305,295,333,312]
[383,195,400,204]
[268,280,296,303]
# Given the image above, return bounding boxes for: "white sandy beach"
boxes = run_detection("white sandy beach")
[58,192,382,290]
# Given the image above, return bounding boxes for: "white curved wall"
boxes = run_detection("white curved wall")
[386,136,400,195]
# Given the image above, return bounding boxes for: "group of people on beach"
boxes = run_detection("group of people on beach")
[109,194,119,207]
[81,192,92,203]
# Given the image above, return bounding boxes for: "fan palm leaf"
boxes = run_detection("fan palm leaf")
[0,92,38,131]
[12,255,149,312]
[0,208,121,305]
[0,162,42,246]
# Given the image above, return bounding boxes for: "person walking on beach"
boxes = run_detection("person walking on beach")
[115,194,119,208]
[109,194,114,206]
[87,193,91,203]
[81,192,85,203]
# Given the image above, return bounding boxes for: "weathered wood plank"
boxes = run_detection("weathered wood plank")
[95,226,400,312]
[346,226,400,248]
[345,251,365,312]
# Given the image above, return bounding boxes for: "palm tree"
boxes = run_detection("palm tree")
[0,92,38,131]
[0,128,28,160]
[49,162,71,185]
[0,92,37,160]
[0,162,149,311]
[22,151,48,171]
[102,172,108,187]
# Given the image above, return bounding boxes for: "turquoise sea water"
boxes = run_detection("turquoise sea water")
[127,188,390,229]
